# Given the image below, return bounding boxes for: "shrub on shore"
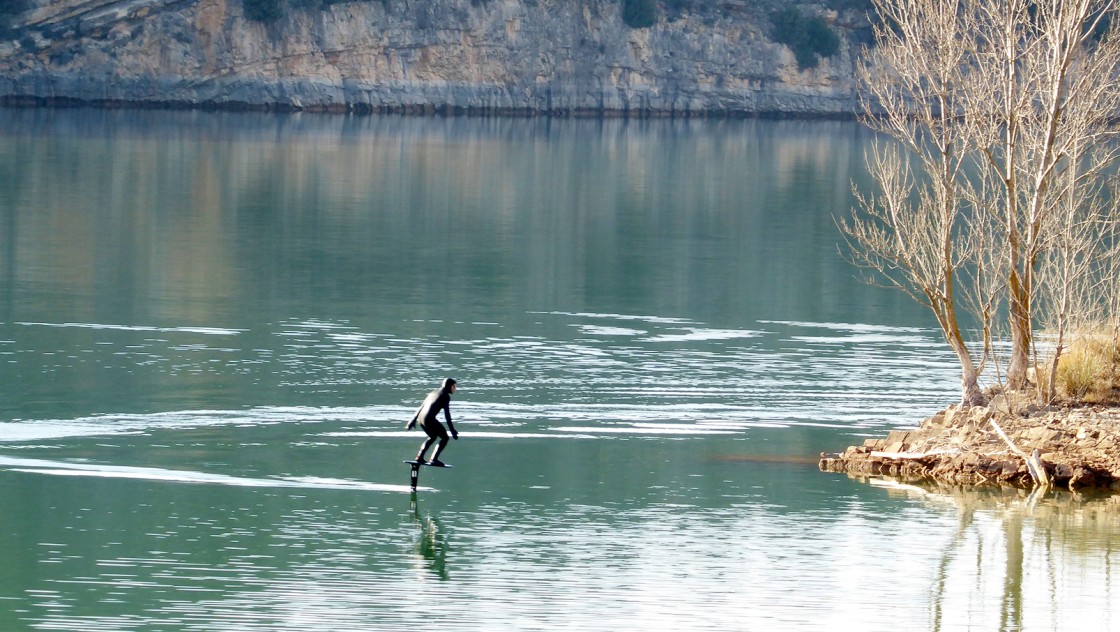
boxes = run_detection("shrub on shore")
[0,0,28,19]
[1041,333,1120,404]
[769,7,840,70]
[243,0,283,23]
[0,0,28,37]
[622,0,657,29]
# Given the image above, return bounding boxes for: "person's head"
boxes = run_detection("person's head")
[442,378,457,394]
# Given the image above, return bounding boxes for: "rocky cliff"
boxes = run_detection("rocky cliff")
[0,0,863,115]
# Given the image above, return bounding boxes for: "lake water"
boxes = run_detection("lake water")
[1,110,1117,631]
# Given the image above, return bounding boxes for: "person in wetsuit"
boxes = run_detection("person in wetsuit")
[406,378,458,466]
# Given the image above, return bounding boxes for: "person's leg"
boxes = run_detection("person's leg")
[427,421,451,464]
[429,437,450,464]
[416,436,436,462]
[418,421,448,463]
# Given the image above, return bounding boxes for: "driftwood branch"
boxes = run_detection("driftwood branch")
[989,419,1052,489]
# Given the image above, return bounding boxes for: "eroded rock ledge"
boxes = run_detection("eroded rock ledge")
[819,396,1120,490]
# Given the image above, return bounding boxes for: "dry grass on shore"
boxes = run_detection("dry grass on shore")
[1039,333,1120,405]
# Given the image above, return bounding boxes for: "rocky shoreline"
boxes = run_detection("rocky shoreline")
[0,93,860,118]
[819,393,1120,490]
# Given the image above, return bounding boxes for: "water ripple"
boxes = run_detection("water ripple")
[0,315,959,441]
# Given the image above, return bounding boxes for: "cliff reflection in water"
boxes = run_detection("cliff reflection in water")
[0,108,895,330]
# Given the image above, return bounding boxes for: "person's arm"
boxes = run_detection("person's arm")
[444,400,457,439]
[405,405,421,430]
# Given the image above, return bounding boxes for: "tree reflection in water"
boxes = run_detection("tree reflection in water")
[868,479,1120,632]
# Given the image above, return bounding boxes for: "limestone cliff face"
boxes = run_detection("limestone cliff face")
[0,0,861,115]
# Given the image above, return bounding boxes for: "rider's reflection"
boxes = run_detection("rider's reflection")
[410,493,449,580]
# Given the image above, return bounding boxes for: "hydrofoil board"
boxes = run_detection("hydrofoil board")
[403,460,453,468]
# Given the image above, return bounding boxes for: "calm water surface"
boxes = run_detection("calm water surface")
[0,110,1117,631]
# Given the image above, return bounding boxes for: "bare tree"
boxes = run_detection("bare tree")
[1103,206,1120,373]
[1035,145,1109,402]
[845,0,1120,404]
[966,0,1120,389]
[840,0,987,406]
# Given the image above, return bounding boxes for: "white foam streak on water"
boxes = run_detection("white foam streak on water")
[642,327,763,343]
[0,456,420,492]
[760,319,928,333]
[323,431,601,439]
[15,322,245,336]
[0,407,407,442]
[556,425,739,435]
[539,311,694,325]
[575,325,648,336]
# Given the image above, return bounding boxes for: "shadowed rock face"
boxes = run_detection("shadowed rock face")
[0,0,861,115]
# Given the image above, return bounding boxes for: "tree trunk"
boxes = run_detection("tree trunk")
[959,363,985,407]
[1006,271,1032,389]
[947,331,986,407]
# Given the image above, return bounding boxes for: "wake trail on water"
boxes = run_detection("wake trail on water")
[0,455,423,492]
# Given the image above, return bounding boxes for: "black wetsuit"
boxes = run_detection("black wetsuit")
[410,385,453,440]
[407,379,457,462]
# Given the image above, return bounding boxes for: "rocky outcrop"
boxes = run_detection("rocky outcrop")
[820,397,1120,490]
[0,0,862,115]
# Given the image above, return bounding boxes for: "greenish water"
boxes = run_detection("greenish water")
[0,110,1116,630]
